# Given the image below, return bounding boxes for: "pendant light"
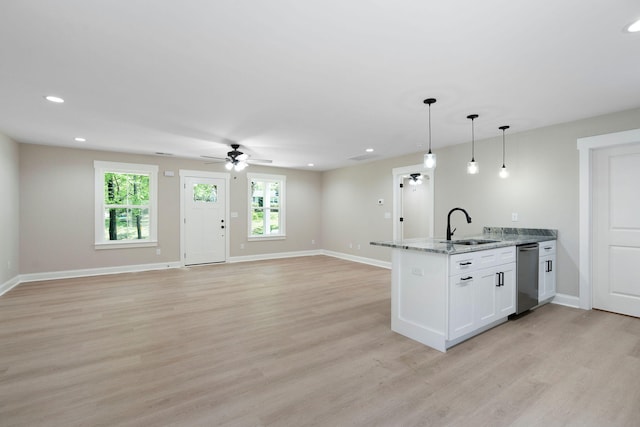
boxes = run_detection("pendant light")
[423,98,437,169]
[466,114,479,174]
[499,125,510,178]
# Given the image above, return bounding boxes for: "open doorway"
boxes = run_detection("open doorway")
[392,164,435,241]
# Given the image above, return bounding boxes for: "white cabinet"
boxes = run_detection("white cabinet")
[391,245,516,352]
[538,240,557,302]
[448,247,516,341]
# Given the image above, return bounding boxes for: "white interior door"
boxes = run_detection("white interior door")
[593,142,640,317]
[184,176,226,265]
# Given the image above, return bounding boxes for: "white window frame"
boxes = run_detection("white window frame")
[247,173,286,241]
[94,161,158,249]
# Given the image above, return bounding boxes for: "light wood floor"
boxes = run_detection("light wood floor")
[1,256,639,427]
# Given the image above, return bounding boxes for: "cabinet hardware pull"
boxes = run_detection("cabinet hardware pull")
[461,276,473,281]
[544,246,552,250]
[495,272,501,286]
[460,262,472,266]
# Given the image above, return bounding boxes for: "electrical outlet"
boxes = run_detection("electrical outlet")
[311,239,315,245]
[349,243,353,249]
[156,248,161,255]
[240,243,245,249]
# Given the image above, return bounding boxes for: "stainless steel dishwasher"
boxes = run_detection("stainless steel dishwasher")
[515,243,539,314]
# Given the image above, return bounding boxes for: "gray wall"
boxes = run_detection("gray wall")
[11,106,640,297]
[0,133,20,285]
[19,144,322,274]
[321,106,640,298]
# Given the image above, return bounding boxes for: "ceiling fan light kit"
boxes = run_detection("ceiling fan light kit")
[225,144,249,171]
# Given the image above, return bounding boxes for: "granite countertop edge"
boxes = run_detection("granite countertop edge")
[370,227,557,255]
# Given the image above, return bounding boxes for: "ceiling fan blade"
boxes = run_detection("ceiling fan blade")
[247,158,273,164]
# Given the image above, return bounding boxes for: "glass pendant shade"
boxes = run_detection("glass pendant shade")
[225,161,234,170]
[424,151,437,169]
[467,160,479,174]
[499,165,508,178]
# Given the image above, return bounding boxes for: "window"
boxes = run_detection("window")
[94,161,158,248]
[247,173,286,239]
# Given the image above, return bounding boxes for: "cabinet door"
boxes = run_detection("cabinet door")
[449,273,475,340]
[496,263,516,317]
[547,254,556,296]
[539,254,557,302]
[474,267,498,327]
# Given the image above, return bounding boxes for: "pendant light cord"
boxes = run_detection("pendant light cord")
[424,98,436,154]
[428,104,432,153]
[471,118,475,161]
[467,114,478,162]
[499,125,509,168]
[502,130,505,167]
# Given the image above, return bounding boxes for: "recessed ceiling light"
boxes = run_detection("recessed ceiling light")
[307,163,314,167]
[365,148,374,153]
[627,18,640,32]
[74,137,86,142]
[44,95,64,103]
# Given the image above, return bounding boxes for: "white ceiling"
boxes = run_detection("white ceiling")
[1,0,640,170]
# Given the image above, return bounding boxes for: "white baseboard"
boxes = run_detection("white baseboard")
[0,275,21,297]
[19,261,182,284]
[321,250,391,269]
[228,249,322,263]
[551,293,581,309]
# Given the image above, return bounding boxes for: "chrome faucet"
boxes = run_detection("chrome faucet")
[446,208,472,240]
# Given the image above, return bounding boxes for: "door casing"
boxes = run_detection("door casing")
[179,170,230,265]
[578,128,640,310]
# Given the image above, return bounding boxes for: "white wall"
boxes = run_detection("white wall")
[321,106,640,298]
[0,133,20,287]
[19,144,322,274]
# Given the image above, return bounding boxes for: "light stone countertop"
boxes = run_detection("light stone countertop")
[370,227,557,255]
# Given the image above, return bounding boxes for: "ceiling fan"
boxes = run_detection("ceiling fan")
[202,143,272,171]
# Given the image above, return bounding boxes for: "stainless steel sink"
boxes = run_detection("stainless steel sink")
[442,239,500,245]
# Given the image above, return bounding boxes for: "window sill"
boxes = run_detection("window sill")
[247,235,286,242]
[95,240,158,250]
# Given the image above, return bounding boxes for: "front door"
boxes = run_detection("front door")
[184,176,226,265]
[593,142,640,317]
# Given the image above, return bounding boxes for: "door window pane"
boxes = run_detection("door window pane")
[193,183,218,202]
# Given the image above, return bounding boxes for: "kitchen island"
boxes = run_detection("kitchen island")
[371,227,557,352]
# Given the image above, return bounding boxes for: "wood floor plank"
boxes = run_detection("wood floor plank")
[1,255,639,426]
